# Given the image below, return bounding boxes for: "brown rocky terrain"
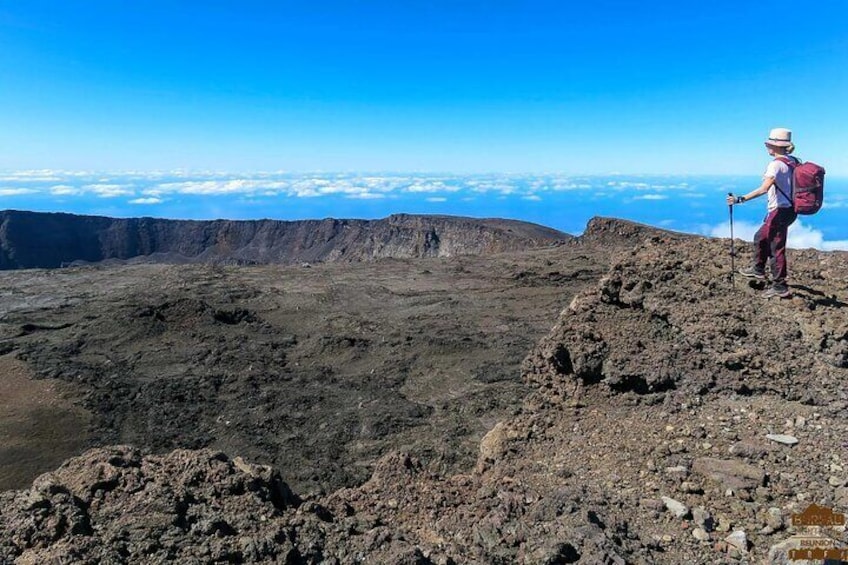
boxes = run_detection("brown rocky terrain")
[1,217,847,564]
[0,211,568,269]
[0,232,602,497]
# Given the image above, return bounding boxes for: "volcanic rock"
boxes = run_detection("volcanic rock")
[766,434,799,446]
[661,496,690,518]
[725,530,749,553]
[691,457,767,492]
[3,217,848,563]
[0,211,569,269]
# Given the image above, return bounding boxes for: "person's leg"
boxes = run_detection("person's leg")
[770,208,796,286]
[762,208,796,298]
[741,212,775,278]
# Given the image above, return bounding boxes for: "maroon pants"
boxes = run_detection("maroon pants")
[753,207,796,283]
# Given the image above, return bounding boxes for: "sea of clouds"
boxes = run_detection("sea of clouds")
[1,170,846,251]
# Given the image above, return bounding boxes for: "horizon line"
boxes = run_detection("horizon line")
[2,169,831,178]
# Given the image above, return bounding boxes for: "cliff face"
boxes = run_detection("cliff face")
[0,210,569,269]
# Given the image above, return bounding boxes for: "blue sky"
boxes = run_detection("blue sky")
[1,1,846,174]
[1,2,847,247]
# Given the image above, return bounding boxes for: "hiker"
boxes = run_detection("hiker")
[726,128,798,299]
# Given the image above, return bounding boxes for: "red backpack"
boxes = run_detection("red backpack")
[776,156,826,215]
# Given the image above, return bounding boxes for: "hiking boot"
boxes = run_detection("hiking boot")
[738,266,766,280]
[762,285,791,299]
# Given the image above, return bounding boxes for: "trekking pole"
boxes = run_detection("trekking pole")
[728,192,736,287]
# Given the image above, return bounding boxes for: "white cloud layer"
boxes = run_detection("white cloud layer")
[50,185,81,195]
[346,191,385,200]
[83,184,135,198]
[708,218,848,251]
[0,188,38,196]
[129,197,163,205]
[0,172,63,182]
[0,171,715,203]
[156,180,290,195]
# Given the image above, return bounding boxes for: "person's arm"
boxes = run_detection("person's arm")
[726,177,774,205]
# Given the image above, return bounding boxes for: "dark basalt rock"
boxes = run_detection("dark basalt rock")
[0,210,570,270]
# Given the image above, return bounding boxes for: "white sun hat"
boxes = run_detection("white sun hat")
[765,127,793,148]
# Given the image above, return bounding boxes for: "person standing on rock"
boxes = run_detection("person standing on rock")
[727,128,798,299]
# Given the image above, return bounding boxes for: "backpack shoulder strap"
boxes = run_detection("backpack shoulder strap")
[772,157,795,202]
[776,155,799,168]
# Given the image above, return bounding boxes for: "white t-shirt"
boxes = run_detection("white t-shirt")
[764,157,797,211]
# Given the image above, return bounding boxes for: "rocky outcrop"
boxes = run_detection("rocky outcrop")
[524,232,848,400]
[0,446,334,564]
[0,211,569,269]
[577,216,692,247]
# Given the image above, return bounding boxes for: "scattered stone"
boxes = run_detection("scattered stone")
[715,516,732,533]
[692,457,767,492]
[525,541,582,564]
[639,498,665,512]
[692,528,710,542]
[665,465,689,477]
[766,434,799,446]
[765,507,784,531]
[829,476,846,487]
[692,507,714,532]
[729,440,767,460]
[836,486,848,507]
[661,496,690,519]
[679,481,703,494]
[724,530,748,553]
[768,537,815,564]
[477,421,509,469]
